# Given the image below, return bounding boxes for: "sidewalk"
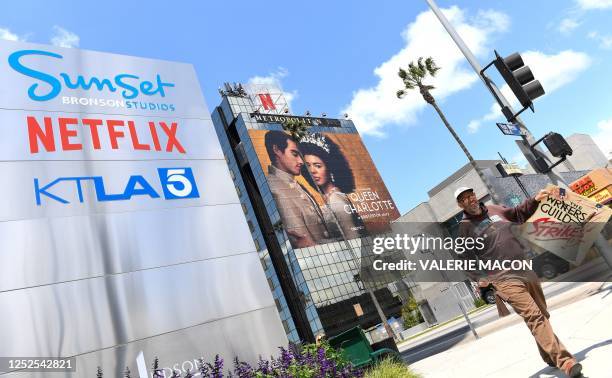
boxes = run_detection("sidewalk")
[408,281,612,378]
[398,258,610,352]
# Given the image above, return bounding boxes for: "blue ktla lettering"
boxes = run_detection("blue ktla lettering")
[9,49,175,102]
[94,175,160,201]
[34,168,199,205]
[34,175,160,205]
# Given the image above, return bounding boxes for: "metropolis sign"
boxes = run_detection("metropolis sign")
[249,112,341,127]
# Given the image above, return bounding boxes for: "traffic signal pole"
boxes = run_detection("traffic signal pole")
[424,0,612,268]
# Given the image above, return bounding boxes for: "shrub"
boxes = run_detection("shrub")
[474,297,487,308]
[364,357,421,378]
[401,297,424,329]
[96,342,363,377]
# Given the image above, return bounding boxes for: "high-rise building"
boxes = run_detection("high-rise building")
[565,134,609,170]
[212,83,404,342]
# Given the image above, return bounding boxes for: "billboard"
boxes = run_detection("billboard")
[0,40,286,377]
[248,129,400,249]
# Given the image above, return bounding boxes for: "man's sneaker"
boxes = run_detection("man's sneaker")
[564,362,582,377]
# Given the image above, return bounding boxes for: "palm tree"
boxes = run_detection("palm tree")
[280,119,398,341]
[397,57,499,204]
[281,118,309,142]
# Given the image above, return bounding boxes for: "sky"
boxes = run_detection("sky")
[1,0,611,214]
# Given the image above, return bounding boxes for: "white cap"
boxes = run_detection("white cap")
[454,186,474,200]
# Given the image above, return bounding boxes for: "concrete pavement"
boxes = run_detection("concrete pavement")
[398,258,611,365]
[398,280,602,364]
[406,280,612,377]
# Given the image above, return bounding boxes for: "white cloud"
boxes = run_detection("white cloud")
[593,119,612,158]
[510,152,529,169]
[558,18,580,34]
[245,67,298,111]
[0,27,22,41]
[342,6,509,136]
[50,26,79,48]
[588,31,612,49]
[467,50,591,133]
[577,0,612,9]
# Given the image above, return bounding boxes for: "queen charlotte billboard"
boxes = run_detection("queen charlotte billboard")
[0,40,286,377]
[247,128,400,249]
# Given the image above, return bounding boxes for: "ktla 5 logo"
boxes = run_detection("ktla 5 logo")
[34,167,199,205]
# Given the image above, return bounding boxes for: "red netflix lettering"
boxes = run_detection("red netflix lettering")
[149,121,162,151]
[128,121,150,150]
[25,116,186,154]
[107,120,125,149]
[159,122,185,153]
[59,117,81,151]
[27,116,55,153]
[82,119,103,149]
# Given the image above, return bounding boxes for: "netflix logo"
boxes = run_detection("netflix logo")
[26,116,185,154]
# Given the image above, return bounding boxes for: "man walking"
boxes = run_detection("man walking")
[265,130,330,248]
[455,186,582,377]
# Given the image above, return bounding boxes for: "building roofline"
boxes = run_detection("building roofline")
[427,160,501,198]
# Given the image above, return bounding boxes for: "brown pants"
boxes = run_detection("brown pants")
[493,276,576,370]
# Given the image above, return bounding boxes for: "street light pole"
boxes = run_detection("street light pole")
[424,0,612,268]
[421,243,479,339]
[439,270,479,340]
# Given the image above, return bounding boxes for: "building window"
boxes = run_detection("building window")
[274,298,282,312]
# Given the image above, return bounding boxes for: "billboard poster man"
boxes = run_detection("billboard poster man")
[264,130,332,248]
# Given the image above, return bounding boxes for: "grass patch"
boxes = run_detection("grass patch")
[397,303,494,346]
[365,358,421,378]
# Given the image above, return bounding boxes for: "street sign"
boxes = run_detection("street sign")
[496,122,525,136]
[501,163,523,176]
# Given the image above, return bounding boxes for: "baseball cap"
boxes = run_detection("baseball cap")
[454,186,474,200]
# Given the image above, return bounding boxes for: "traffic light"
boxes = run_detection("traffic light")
[529,132,572,173]
[543,132,573,158]
[493,50,545,110]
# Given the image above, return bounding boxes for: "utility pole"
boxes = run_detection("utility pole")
[425,0,612,268]
[422,245,479,339]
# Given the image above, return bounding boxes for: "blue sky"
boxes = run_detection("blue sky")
[2,0,610,213]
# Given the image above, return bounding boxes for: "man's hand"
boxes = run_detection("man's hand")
[286,229,315,248]
[535,187,566,202]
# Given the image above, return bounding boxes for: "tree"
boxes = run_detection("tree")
[397,57,499,204]
[401,296,424,329]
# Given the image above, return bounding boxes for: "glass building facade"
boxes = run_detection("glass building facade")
[212,87,403,343]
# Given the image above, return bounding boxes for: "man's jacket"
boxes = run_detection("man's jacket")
[457,198,540,316]
[457,198,539,274]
